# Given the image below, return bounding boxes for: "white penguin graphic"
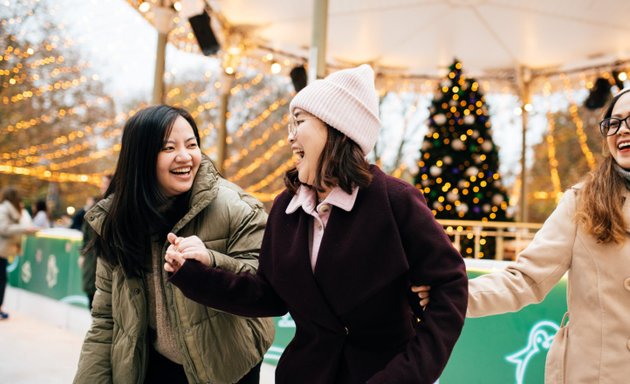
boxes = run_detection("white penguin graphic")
[506,320,559,384]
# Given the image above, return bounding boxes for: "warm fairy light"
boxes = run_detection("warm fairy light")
[230,139,287,182]
[545,111,563,200]
[232,98,288,139]
[270,62,282,74]
[223,115,288,168]
[1,96,110,135]
[246,159,293,193]
[560,75,597,172]
[139,2,151,12]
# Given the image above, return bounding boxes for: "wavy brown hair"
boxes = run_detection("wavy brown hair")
[284,124,372,195]
[575,90,629,244]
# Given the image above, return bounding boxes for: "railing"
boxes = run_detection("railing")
[436,219,543,260]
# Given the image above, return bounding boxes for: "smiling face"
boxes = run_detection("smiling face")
[288,108,328,186]
[608,92,630,170]
[156,116,202,197]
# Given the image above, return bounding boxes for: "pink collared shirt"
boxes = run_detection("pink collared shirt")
[285,185,359,271]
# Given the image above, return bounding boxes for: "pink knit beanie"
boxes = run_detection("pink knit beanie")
[289,64,381,155]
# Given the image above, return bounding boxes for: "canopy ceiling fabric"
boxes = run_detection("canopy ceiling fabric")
[209,0,630,79]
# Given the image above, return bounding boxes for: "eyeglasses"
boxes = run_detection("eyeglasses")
[287,115,317,137]
[599,116,630,136]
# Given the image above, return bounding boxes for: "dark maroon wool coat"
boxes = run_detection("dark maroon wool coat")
[170,166,468,384]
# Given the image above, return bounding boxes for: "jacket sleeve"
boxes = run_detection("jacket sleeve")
[169,193,287,318]
[169,259,287,318]
[73,258,114,383]
[369,182,468,384]
[467,189,576,317]
[204,189,268,274]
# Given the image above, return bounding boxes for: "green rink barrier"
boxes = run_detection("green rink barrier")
[9,236,567,383]
[8,229,88,307]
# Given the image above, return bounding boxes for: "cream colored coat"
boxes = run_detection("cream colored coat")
[468,187,630,384]
[0,200,31,258]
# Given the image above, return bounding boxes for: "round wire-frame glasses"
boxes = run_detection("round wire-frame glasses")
[599,116,630,136]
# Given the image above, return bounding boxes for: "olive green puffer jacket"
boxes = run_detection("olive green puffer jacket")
[74,157,275,384]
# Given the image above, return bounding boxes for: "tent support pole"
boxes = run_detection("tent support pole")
[152,1,171,105]
[308,0,328,82]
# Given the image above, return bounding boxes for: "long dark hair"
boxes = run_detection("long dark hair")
[575,89,628,244]
[95,105,200,277]
[284,125,372,195]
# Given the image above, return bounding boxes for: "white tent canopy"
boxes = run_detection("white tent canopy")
[207,0,630,80]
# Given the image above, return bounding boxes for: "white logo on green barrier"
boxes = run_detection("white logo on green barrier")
[506,320,559,384]
[46,254,59,288]
[21,260,32,283]
[278,313,295,328]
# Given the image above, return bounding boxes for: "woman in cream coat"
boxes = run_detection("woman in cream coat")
[416,89,630,383]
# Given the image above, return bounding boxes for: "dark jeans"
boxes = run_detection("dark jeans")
[0,258,7,308]
[144,342,261,384]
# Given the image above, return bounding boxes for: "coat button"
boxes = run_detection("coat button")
[132,288,141,295]
[344,326,349,335]
[317,204,331,214]
[624,277,630,292]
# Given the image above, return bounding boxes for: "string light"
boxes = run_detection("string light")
[0,96,111,135]
[223,115,288,168]
[230,139,287,182]
[560,75,597,171]
[545,111,563,201]
[246,159,293,193]
[3,75,87,105]
[1,107,144,162]
[230,98,288,141]
[0,164,103,186]
[249,187,285,203]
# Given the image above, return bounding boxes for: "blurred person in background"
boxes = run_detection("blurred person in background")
[32,198,51,228]
[0,186,39,320]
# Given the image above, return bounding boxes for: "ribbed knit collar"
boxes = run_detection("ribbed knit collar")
[614,163,630,190]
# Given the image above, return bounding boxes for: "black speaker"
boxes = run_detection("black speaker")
[584,77,612,110]
[290,65,307,92]
[188,10,220,56]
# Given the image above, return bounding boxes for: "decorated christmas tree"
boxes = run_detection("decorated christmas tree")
[413,59,512,259]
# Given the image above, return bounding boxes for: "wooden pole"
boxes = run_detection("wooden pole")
[308,0,328,83]
[152,3,173,105]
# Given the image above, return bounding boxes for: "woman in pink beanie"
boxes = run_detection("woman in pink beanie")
[165,64,468,383]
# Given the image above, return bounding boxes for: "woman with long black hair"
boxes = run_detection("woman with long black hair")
[74,105,274,384]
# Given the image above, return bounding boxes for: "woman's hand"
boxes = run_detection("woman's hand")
[163,233,212,273]
[411,285,431,309]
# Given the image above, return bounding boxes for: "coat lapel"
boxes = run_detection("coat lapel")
[274,207,344,332]
[312,171,409,316]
